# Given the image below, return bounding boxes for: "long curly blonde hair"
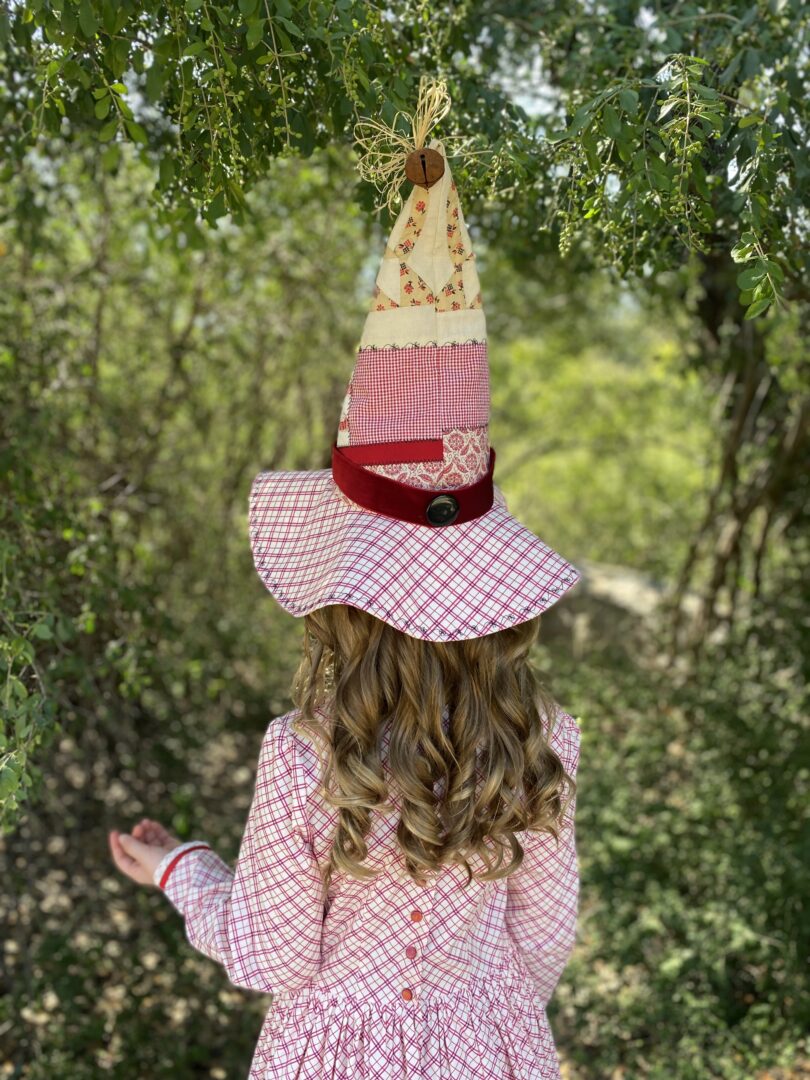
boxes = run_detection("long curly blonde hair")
[291,604,576,895]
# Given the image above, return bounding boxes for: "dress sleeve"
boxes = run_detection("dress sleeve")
[153,717,325,995]
[505,709,582,1009]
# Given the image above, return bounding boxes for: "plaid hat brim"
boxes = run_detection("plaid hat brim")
[249,469,581,642]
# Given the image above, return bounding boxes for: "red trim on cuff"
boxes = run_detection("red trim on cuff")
[158,844,212,890]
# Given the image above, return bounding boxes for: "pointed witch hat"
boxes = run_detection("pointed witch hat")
[248,106,580,641]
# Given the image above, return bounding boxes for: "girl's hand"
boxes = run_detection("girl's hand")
[109,818,182,887]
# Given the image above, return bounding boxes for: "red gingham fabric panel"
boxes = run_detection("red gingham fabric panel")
[346,343,489,445]
[248,469,580,641]
[155,709,581,1078]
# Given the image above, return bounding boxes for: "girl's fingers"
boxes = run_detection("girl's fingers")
[110,830,156,886]
[109,830,140,877]
[135,821,155,843]
[132,820,163,845]
[141,819,177,847]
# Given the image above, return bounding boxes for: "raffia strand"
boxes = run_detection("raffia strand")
[353,76,453,214]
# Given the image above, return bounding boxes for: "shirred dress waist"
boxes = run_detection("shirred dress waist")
[269,965,546,1021]
[257,969,561,1080]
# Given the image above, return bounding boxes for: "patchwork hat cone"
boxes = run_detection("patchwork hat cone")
[249,138,581,641]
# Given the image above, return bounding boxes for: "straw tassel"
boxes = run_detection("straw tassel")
[353,76,452,214]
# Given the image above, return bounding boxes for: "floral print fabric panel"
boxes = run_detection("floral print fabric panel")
[368,427,490,489]
[370,182,483,313]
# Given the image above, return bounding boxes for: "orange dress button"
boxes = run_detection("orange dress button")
[405,945,417,959]
[401,988,413,1001]
[410,910,423,922]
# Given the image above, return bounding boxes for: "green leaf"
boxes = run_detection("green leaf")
[60,6,77,40]
[62,59,87,85]
[239,0,260,13]
[101,0,117,33]
[183,40,207,56]
[582,131,601,172]
[618,88,639,114]
[567,103,593,136]
[700,111,725,132]
[78,0,98,36]
[602,104,622,140]
[106,38,130,77]
[204,190,227,223]
[738,114,763,129]
[737,266,766,289]
[276,15,302,38]
[693,84,720,100]
[744,298,771,319]
[616,139,633,163]
[0,762,21,800]
[124,119,148,144]
[719,50,744,86]
[94,95,111,119]
[145,62,166,102]
[246,18,265,47]
[650,169,671,192]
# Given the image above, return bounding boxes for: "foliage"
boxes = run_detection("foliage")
[2,1,808,318]
[0,146,365,830]
[491,318,715,581]
[544,563,810,1078]
[1,0,528,229]
[499,2,808,318]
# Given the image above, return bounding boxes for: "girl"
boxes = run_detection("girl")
[110,138,583,1079]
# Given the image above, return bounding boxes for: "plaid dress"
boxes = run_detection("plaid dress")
[154,708,581,1079]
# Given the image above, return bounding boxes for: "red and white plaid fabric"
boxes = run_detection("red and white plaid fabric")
[249,469,580,641]
[346,343,489,446]
[154,708,581,1079]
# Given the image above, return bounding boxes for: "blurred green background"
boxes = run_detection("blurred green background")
[1,2,809,1078]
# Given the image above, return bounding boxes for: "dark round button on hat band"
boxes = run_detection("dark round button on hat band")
[425,494,460,526]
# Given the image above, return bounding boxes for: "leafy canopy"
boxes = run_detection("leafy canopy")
[1,1,808,318]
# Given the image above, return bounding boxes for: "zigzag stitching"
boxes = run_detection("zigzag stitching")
[358,339,487,352]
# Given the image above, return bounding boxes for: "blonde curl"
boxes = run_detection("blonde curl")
[290,605,576,897]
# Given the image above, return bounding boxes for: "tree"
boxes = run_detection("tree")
[2,2,807,320]
[1,0,808,783]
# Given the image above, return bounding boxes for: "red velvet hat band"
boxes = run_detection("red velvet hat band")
[331,445,496,527]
